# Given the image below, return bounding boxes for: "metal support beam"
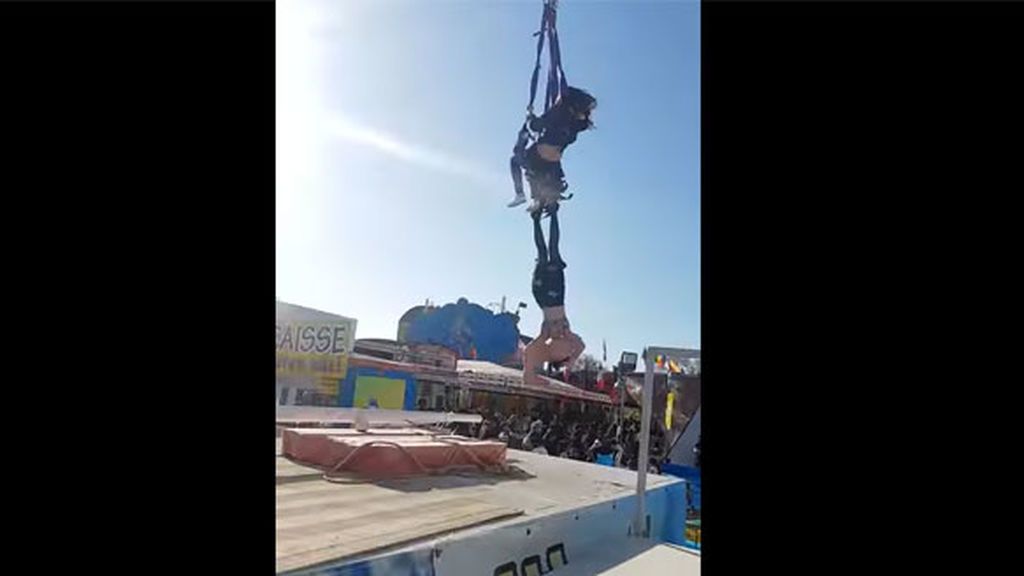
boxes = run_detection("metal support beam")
[633,347,656,537]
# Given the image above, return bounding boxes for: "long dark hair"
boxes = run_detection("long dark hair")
[562,86,597,128]
[564,86,597,111]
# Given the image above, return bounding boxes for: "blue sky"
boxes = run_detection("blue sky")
[277,0,700,366]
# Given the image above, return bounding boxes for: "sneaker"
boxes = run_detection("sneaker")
[507,194,527,208]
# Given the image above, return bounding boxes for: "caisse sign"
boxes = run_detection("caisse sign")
[276,301,357,395]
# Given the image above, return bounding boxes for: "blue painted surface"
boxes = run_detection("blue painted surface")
[313,547,435,576]
[680,540,701,552]
[340,374,356,407]
[662,463,700,484]
[338,367,417,410]
[659,481,688,546]
[404,299,520,364]
[662,464,701,549]
[662,465,701,511]
[403,378,418,410]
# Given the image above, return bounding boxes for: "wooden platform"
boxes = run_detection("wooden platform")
[275,436,682,574]
[276,436,520,572]
[277,479,522,573]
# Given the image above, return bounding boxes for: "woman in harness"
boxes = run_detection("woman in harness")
[508,86,597,213]
[522,203,585,385]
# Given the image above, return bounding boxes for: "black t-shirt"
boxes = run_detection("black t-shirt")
[530,106,590,151]
[532,261,566,308]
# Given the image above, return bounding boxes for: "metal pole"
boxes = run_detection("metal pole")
[633,347,655,537]
[618,373,625,428]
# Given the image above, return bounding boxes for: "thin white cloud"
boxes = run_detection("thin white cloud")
[324,113,505,192]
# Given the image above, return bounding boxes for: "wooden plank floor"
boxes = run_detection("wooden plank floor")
[276,456,323,484]
[276,476,522,573]
[274,438,680,574]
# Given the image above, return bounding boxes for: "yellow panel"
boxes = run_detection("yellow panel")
[354,376,407,409]
[665,391,675,429]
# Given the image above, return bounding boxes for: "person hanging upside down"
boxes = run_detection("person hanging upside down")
[509,86,597,212]
[522,203,585,386]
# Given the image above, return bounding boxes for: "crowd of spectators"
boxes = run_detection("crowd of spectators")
[448,406,670,472]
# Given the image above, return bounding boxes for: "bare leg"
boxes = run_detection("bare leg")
[564,330,585,369]
[548,330,585,372]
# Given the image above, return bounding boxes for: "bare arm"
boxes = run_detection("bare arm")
[538,320,552,342]
[522,338,546,386]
